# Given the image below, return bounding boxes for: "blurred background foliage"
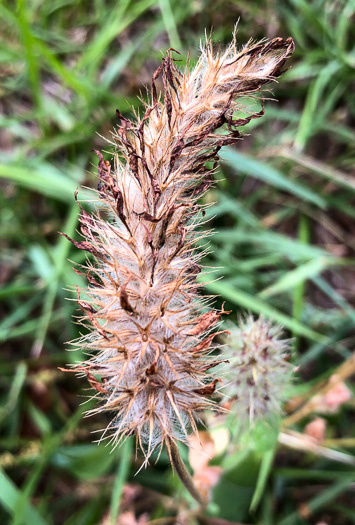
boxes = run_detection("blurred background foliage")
[1,0,355,524]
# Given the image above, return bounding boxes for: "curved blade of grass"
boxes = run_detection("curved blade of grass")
[204,279,327,343]
[260,256,333,298]
[280,148,355,192]
[109,438,133,525]
[11,402,90,525]
[17,0,43,118]
[0,284,36,300]
[0,294,42,334]
[31,203,79,357]
[0,470,48,525]
[101,19,163,88]
[0,310,65,343]
[0,362,27,426]
[77,0,155,76]
[159,0,181,49]
[275,468,355,481]
[279,478,352,525]
[294,60,341,151]
[0,163,78,201]
[250,448,275,513]
[298,318,353,366]
[215,228,327,261]
[312,276,355,323]
[222,148,326,208]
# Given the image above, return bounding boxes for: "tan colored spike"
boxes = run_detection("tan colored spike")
[62,28,294,465]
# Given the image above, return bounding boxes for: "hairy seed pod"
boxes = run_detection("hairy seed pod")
[61,30,294,461]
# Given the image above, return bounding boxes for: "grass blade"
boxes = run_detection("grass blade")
[204,279,327,343]
[0,163,78,201]
[0,470,48,525]
[250,448,275,512]
[222,148,326,208]
[109,438,133,525]
[260,256,333,298]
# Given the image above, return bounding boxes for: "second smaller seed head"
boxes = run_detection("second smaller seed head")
[224,315,292,425]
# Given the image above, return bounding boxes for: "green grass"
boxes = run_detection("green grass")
[1,0,355,523]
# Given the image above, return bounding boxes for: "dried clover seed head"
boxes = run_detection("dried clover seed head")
[61,30,294,461]
[223,315,293,424]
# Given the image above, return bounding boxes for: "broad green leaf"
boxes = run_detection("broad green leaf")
[214,450,260,521]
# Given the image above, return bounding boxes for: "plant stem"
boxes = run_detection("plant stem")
[167,438,207,506]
